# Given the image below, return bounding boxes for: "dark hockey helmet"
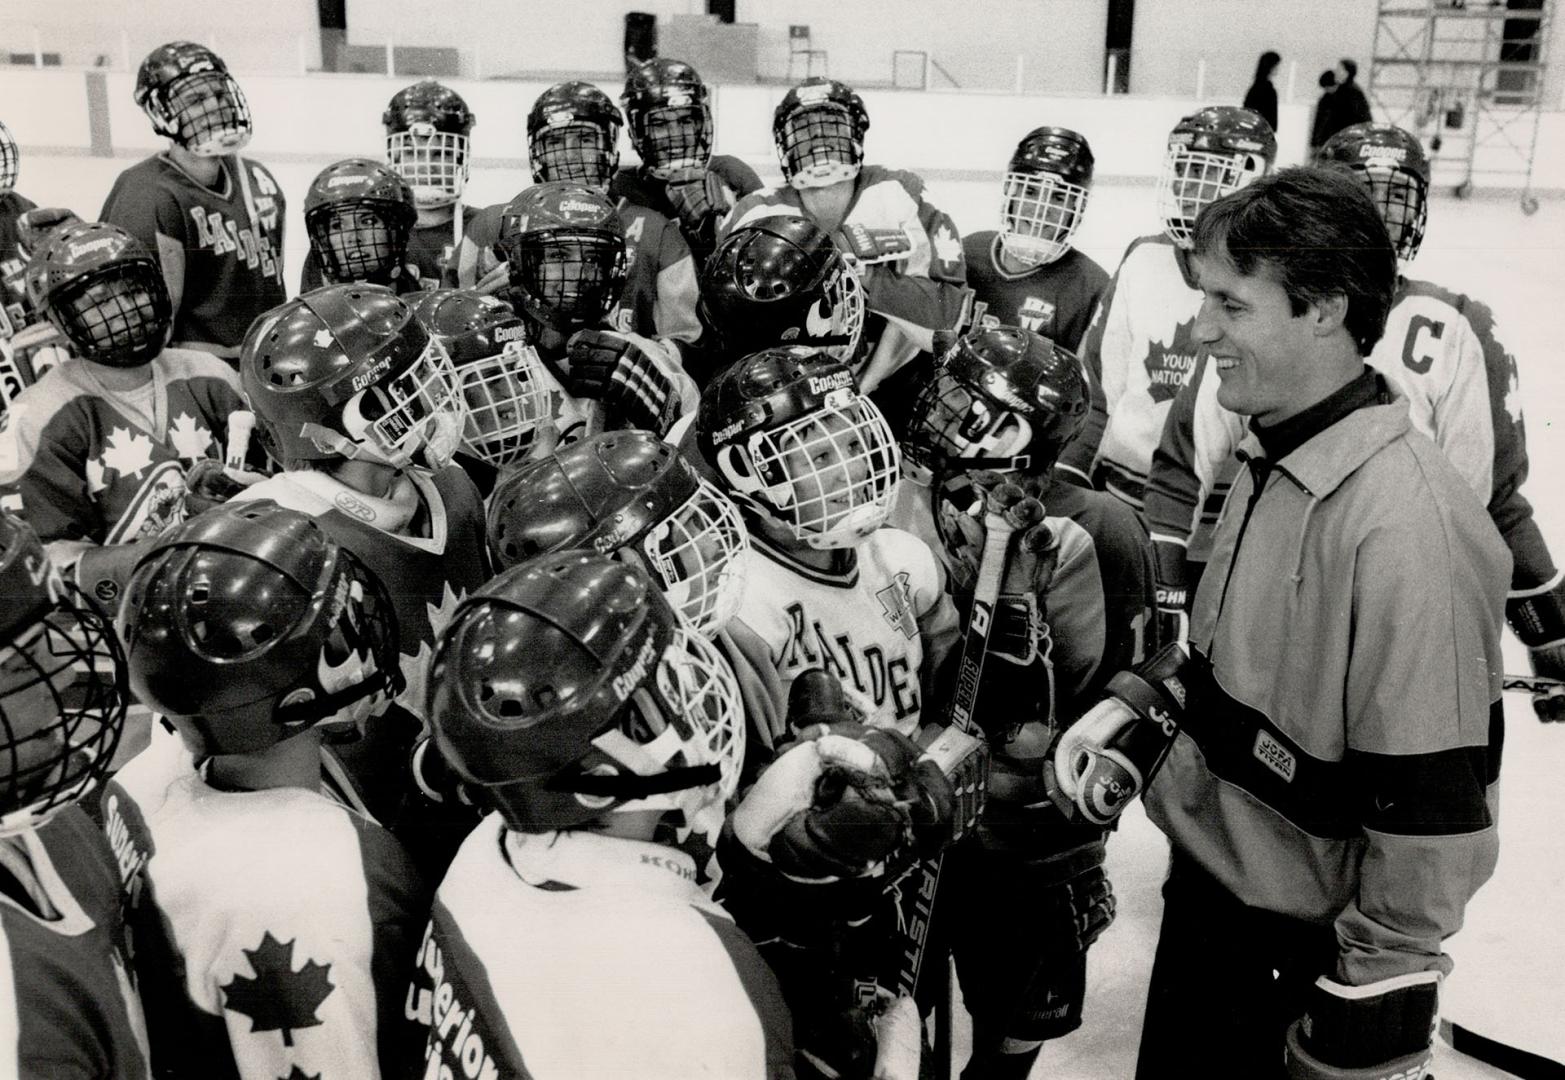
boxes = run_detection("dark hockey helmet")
[495,182,628,333]
[240,284,465,470]
[1317,123,1430,265]
[622,58,713,178]
[34,222,172,369]
[0,119,17,198]
[383,79,476,208]
[696,346,899,549]
[134,41,252,157]
[427,550,744,834]
[304,159,418,286]
[526,81,623,187]
[699,216,866,365]
[1157,105,1277,248]
[773,78,870,190]
[905,325,1089,478]
[0,510,126,837]
[1001,127,1095,267]
[410,288,551,467]
[119,501,401,758]
[486,430,749,636]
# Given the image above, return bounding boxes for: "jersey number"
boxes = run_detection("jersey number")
[1401,315,1445,375]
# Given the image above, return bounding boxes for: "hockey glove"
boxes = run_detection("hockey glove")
[662,168,716,229]
[836,223,915,267]
[564,328,695,436]
[732,722,954,882]
[74,535,162,608]
[15,206,83,256]
[1056,865,1117,953]
[1528,643,1565,722]
[1046,642,1193,825]
[786,668,867,732]
[183,458,252,516]
[1505,578,1565,722]
[1284,971,1439,1080]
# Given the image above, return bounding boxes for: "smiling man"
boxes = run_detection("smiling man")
[1135,167,1511,1079]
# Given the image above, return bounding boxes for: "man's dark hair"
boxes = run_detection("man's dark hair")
[1192,166,1396,355]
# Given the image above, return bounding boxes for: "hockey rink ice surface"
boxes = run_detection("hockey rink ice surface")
[21,152,1565,1079]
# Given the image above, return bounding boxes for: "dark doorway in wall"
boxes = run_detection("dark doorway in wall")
[1105,0,1133,93]
[709,0,736,24]
[317,0,346,72]
[626,12,658,71]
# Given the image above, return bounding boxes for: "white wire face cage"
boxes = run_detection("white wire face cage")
[728,391,901,549]
[386,124,470,208]
[637,474,750,638]
[591,620,746,834]
[161,70,253,157]
[1156,146,1266,248]
[820,261,867,364]
[339,336,467,470]
[531,124,618,187]
[637,105,713,178]
[0,121,17,197]
[999,170,1090,267]
[1355,164,1428,266]
[455,341,553,468]
[779,105,863,190]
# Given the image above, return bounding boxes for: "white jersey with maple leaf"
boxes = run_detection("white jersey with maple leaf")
[100,740,430,1080]
[0,807,151,1080]
[1143,275,1557,596]
[408,817,795,1080]
[0,349,244,568]
[1075,233,1203,510]
[725,526,959,740]
[723,164,973,393]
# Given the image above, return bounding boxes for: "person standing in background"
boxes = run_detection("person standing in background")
[1318,59,1373,146]
[1243,52,1281,135]
[1308,70,1338,152]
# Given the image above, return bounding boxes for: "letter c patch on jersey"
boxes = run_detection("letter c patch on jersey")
[1401,315,1445,375]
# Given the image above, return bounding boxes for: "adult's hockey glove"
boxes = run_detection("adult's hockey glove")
[836,223,914,267]
[1284,971,1439,1080]
[564,328,696,436]
[1528,643,1565,722]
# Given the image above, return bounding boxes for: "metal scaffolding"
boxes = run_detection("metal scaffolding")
[1369,0,1553,213]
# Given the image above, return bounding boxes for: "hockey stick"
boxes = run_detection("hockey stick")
[1503,673,1564,695]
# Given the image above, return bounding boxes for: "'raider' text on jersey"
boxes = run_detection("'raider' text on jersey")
[188,206,280,282]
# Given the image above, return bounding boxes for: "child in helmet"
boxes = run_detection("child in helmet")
[383,79,479,286]
[298,158,423,294]
[0,509,150,1079]
[105,501,430,1080]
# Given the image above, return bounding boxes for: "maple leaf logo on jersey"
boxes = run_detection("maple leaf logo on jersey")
[400,581,467,725]
[221,932,334,1047]
[85,456,109,495]
[876,571,918,640]
[100,426,155,480]
[167,411,214,461]
[932,224,961,268]
[1143,316,1201,404]
[279,1069,322,1080]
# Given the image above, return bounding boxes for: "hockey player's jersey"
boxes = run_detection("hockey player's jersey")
[408,817,795,1080]
[102,742,430,1080]
[724,166,973,394]
[1,189,39,331]
[451,197,702,344]
[99,154,285,357]
[961,232,1108,353]
[1143,276,1556,598]
[727,527,959,739]
[1071,233,1203,508]
[0,349,244,568]
[408,204,477,288]
[611,154,764,265]
[0,808,150,1080]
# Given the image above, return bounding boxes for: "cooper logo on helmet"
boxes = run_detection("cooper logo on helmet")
[492,323,527,343]
[67,237,119,259]
[350,357,394,393]
[558,199,603,215]
[611,633,660,704]
[807,370,854,397]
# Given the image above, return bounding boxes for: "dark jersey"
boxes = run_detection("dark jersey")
[100,154,286,357]
[0,190,39,331]
[408,204,477,288]
[961,232,1108,353]
[0,808,150,1080]
[610,154,764,265]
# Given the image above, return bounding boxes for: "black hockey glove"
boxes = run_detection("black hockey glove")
[183,458,251,516]
[1056,865,1116,953]
[564,327,692,435]
[1526,643,1565,723]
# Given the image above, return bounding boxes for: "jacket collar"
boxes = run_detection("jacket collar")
[1240,387,1411,499]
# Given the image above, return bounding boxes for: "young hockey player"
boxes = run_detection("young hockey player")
[699,215,866,379]
[100,42,284,361]
[235,283,490,835]
[694,345,958,741]
[895,324,1156,1079]
[1142,122,1565,715]
[723,78,972,402]
[0,509,149,1079]
[0,119,39,334]
[963,127,1108,353]
[0,222,251,603]
[383,79,478,287]
[492,182,699,440]
[106,500,430,1080]
[410,550,796,1079]
[1064,105,1275,507]
[612,58,763,265]
[297,158,423,294]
